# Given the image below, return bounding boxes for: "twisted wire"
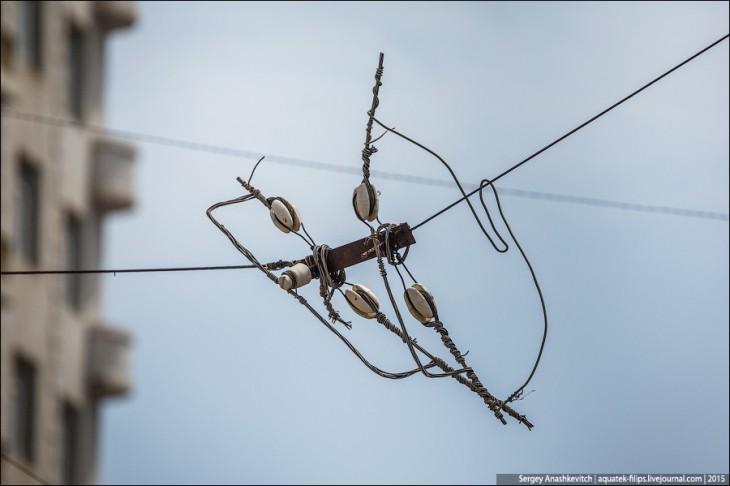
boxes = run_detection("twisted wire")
[362,151,513,440]
[311,245,351,329]
[361,146,378,181]
[371,226,470,379]
[265,259,301,271]
[375,312,408,344]
[426,320,465,365]
[428,355,505,425]
[381,222,406,267]
[360,52,385,194]
[203,50,537,427]
[288,289,425,380]
[206,195,272,279]
[430,353,533,429]
[364,53,385,148]
[367,115,548,417]
[425,310,516,425]
[236,178,268,207]
[207,190,434,381]
[372,312,532,428]
[206,184,532,425]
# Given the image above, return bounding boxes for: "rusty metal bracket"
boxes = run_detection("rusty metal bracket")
[327,223,415,272]
[298,223,415,277]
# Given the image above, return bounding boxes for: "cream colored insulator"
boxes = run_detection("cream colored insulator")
[404,283,438,324]
[345,284,381,319]
[269,197,301,233]
[278,263,312,291]
[352,181,379,222]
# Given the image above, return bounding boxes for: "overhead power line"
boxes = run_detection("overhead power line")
[1,35,728,278]
[2,108,726,222]
[411,33,730,231]
[475,188,727,221]
[4,31,729,225]
[1,264,256,276]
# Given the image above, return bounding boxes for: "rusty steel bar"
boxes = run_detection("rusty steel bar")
[327,223,415,272]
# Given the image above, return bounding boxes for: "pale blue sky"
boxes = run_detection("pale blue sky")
[99,2,728,484]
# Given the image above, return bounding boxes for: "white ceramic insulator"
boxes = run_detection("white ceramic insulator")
[289,203,302,232]
[353,182,379,222]
[270,198,302,233]
[404,284,437,324]
[278,274,294,290]
[278,263,312,290]
[345,283,381,319]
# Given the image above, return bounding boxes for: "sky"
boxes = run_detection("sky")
[98,2,728,484]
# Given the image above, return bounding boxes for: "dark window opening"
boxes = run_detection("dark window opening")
[69,26,84,118]
[66,214,82,309]
[61,403,79,484]
[14,357,36,462]
[17,1,43,70]
[17,160,40,264]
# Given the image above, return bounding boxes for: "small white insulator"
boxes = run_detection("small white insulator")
[269,197,302,233]
[352,181,379,222]
[404,283,438,324]
[278,263,312,290]
[345,283,381,319]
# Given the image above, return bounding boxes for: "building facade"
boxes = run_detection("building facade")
[1,2,137,484]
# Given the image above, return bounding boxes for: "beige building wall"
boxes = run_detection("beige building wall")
[1,2,137,484]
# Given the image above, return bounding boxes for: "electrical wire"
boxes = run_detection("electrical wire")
[205,187,441,381]
[368,30,724,406]
[3,35,728,279]
[409,33,730,232]
[3,104,728,222]
[0,265,256,276]
[365,32,730,408]
[1,452,50,485]
[355,34,729,416]
[368,117,548,417]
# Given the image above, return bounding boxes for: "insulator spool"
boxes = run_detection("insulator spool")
[268,197,302,233]
[404,283,438,324]
[278,263,312,290]
[345,283,380,319]
[352,181,379,222]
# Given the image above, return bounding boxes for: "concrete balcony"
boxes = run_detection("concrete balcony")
[96,1,138,31]
[92,137,136,212]
[88,325,132,397]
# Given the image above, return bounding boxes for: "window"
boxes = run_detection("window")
[16,1,43,70]
[14,357,36,462]
[61,404,79,484]
[66,214,82,309]
[17,159,40,264]
[68,26,84,118]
